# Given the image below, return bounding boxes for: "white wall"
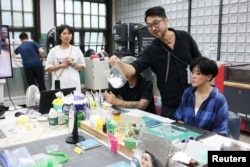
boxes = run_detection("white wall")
[115,0,250,63]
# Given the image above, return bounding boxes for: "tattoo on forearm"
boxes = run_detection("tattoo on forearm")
[120,100,148,110]
[123,101,138,108]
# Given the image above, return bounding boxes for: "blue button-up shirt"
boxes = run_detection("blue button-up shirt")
[174,86,229,136]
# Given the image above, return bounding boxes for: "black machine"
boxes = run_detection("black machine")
[112,22,155,58]
[46,27,58,54]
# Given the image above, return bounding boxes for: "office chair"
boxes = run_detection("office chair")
[228,111,241,140]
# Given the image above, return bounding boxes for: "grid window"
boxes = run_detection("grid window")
[0,0,38,49]
[1,0,34,28]
[55,0,108,53]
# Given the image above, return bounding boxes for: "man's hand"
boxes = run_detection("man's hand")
[105,92,120,106]
[109,55,121,66]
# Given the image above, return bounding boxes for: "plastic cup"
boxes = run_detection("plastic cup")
[162,122,172,138]
[107,134,119,153]
[103,65,127,89]
[96,117,103,130]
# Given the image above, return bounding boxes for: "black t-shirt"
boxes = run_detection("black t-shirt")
[132,28,201,107]
[108,75,156,114]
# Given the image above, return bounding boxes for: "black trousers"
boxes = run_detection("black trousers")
[24,66,46,91]
[161,104,178,120]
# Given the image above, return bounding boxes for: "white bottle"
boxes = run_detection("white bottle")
[48,108,58,127]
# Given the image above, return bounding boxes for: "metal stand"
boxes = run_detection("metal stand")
[65,111,85,144]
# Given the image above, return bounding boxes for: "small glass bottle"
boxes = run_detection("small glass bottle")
[112,110,121,123]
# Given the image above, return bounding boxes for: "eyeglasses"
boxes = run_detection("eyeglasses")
[146,19,164,29]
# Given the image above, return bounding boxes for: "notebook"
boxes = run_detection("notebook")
[141,116,163,128]
[37,87,76,114]
[76,138,101,150]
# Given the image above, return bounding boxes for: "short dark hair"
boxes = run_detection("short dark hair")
[144,6,167,22]
[19,32,28,40]
[57,24,74,45]
[190,56,218,80]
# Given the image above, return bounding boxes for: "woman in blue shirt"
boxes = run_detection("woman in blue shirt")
[174,56,228,136]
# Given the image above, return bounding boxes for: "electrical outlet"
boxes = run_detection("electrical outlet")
[209,44,216,51]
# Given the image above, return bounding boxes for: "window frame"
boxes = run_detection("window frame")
[0,0,40,43]
[54,0,112,54]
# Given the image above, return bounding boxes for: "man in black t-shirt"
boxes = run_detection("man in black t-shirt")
[106,56,156,114]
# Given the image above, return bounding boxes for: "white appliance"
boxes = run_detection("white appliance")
[25,85,40,107]
[84,57,109,90]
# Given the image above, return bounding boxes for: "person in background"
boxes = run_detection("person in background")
[12,32,46,91]
[173,56,228,136]
[0,36,9,55]
[105,56,156,114]
[109,6,201,119]
[141,151,164,167]
[45,24,85,94]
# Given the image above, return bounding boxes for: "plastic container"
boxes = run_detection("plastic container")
[2,147,35,167]
[124,138,137,150]
[53,104,63,111]
[46,144,59,153]
[103,64,127,89]
[112,110,121,123]
[161,122,172,138]
[107,134,119,153]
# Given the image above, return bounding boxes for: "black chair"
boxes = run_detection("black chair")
[228,111,241,140]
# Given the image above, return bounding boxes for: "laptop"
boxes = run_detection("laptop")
[38,87,76,114]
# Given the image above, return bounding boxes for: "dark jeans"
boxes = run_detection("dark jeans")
[160,104,178,119]
[24,66,46,91]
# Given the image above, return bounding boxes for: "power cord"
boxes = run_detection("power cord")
[6,79,17,110]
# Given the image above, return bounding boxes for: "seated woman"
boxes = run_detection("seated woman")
[173,56,228,136]
[105,56,156,114]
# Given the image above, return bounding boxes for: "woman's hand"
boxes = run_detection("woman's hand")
[64,57,73,65]
[59,57,73,68]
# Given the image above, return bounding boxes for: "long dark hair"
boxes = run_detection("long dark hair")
[56,24,74,45]
[145,151,164,167]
